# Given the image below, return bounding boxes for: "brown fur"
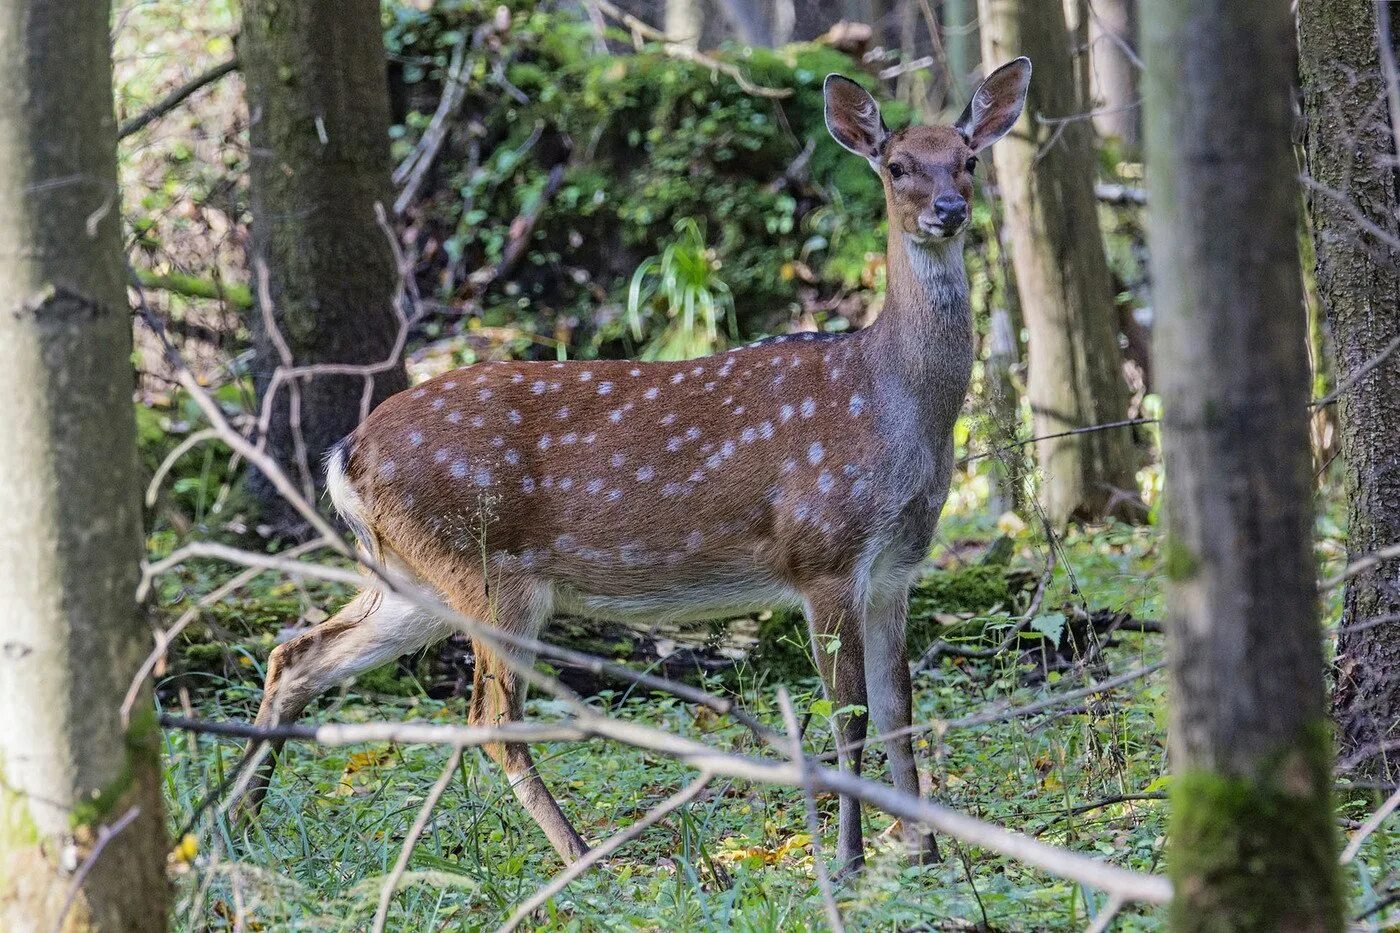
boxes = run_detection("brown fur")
[237,60,1031,871]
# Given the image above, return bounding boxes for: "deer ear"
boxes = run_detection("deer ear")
[824,74,888,168]
[956,57,1031,153]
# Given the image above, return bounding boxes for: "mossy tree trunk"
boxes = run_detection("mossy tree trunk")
[0,0,168,928]
[241,0,408,532]
[1298,0,1400,781]
[977,0,1141,526]
[1142,0,1343,929]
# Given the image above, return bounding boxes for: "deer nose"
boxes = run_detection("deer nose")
[933,194,967,227]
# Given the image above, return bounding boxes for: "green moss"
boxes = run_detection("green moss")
[1168,722,1342,932]
[353,661,422,698]
[1164,537,1201,582]
[739,566,1015,685]
[907,565,1013,651]
[0,753,42,850]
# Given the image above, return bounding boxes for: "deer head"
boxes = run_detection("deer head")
[824,58,1031,242]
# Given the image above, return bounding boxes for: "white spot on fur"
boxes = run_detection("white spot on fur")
[478,388,493,401]
[450,461,468,478]
[780,404,795,423]
[505,450,520,465]
[807,442,824,465]
[598,381,614,395]
[644,387,659,400]
[539,435,552,450]
[635,465,655,482]
[407,430,423,447]
[586,478,605,494]
[508,409,523,424]
[611,452,626,468]
[801,397,816,418]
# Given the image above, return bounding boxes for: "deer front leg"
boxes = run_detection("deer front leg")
[803,586,869,874]
[471,637,589,863]
[463,579,589,864]
[865,588,940,863]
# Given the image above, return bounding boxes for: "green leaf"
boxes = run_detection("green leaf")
[1030,612,1066,645]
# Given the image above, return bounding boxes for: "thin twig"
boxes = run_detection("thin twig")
[160,709,1173,904]
[1339,782,1400,864]
[499,771,715,932]
[778,688,844,933]
[51,806,142,933]
[914,542,1056,669]
[372,748,464,932]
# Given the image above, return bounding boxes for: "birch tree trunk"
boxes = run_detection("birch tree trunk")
[1142,0,1343,927]
[242,0,408,533]
[1298,0,1400,781]
[978,0,1141,526]
[0,0,168,928]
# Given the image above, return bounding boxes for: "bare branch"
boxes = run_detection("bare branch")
[119,57,239,139]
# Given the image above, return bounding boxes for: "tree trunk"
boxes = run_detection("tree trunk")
[242,0,408,533]
[1142,0,1343,929]
[714,0,774,46]
[943,0,980,101]
[665,0,705,47]
[1298,0,1400,778]
[1087,0,1138,149]
[977,0,1141,526]
[0,0,168,928]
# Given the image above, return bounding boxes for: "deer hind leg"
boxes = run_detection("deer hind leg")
[462,576,589,864]
[234,588,452,819]
[803,583,869,874]
[865,587,940,863]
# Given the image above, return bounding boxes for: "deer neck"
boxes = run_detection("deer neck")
[862,221,974,443]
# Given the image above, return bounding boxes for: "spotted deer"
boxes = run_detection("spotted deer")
[239,59,1031,872]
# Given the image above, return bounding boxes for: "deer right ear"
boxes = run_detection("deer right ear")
[956,57,1032,153]
[824,74,888,169]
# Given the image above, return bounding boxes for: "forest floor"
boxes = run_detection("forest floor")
[152,508,1398,931]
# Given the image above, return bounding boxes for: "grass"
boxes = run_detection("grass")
[159,524,1164,930]
[154,515,1399,930]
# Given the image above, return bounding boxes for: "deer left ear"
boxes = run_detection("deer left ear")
[956,57,1032,153]
[824,74,889,169]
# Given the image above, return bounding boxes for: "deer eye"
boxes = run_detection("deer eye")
[964,156,979,174]
[888,162,906,180]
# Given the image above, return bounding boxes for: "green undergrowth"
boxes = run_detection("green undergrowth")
[153,522,1400,930]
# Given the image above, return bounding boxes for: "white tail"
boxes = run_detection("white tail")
[241,59,1032,870]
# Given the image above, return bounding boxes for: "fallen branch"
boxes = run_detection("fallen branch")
[159,711,1172,905]
[133,268,252,309]
[119,57,240,139]
[394,34,475,215]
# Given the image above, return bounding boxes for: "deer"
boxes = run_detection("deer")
[236,58,1031,874]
